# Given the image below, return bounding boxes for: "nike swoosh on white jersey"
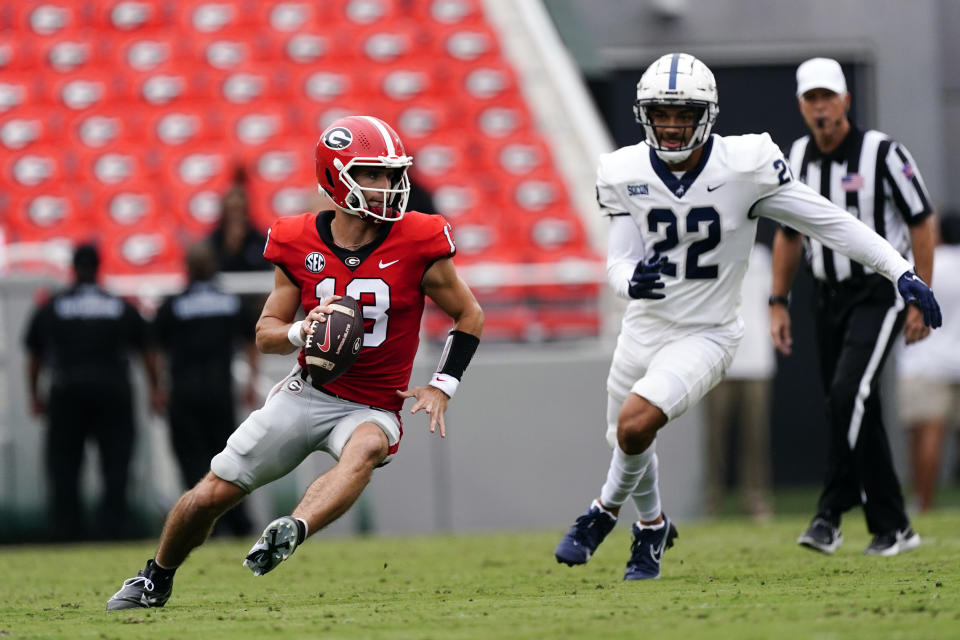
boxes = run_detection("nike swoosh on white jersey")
[379,259,400,268]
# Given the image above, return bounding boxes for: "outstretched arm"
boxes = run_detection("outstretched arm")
[396,258,483,437]
[756,181,941,327]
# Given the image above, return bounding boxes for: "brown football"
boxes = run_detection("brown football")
[303,295,364,387]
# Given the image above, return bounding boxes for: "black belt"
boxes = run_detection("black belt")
[298,367,351,402]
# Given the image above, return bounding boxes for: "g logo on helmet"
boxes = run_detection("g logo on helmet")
[322,126,353,149]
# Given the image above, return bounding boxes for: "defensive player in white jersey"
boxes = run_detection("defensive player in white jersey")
[553,52,942,580]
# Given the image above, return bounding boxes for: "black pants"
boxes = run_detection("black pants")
[813,275,909,534]
[46,381,134,541]
[168,385,252,536]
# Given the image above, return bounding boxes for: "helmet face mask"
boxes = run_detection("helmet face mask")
[316,115,413,222]
[634,53,719,164]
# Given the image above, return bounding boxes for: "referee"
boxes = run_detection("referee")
[770,58,937,557]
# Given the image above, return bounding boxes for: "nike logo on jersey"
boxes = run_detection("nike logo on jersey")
[706,183,725,192]
[379,259,400,269]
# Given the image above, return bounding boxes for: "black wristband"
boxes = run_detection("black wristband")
[768,294,790,308]
[437,330,480,380]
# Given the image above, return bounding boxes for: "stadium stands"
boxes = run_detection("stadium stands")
[0,0,601,340]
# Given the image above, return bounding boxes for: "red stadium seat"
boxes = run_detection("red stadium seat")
[47,73,116,111]
[92,0,169,31]
[245,139,315,186]
[0,107,63,150]
[122,66,207,107]
[75,144,156,188]
[464,99,532,140]
[1,146,71,188]
[477,134,554,176]
[4,185,93,242]
[216,102,295,151]
[247,181,315,230]
[410,0,485,26]
[250,1,328,33]
[172,1,250,35]
[64,106,141,149]
[99,225,185,275]
[335,0,404,26]
[454,63,519,103]
[90,184,164,231]
[260,31,341,66]
[159,145,235,191]
[290,67,362,106]
[112,30,182,72]
[371,64,440,103]
[144,105,216,147]
[351,23,421,64]
[36,32,103,74]
[432,23,500,67]
[405,142,469,191]
[14,3,84,37]
[390,99,454,144]
[162,183,224,236]
[207,65,288,104]
[189,34,256,70]
[506,173,571,213]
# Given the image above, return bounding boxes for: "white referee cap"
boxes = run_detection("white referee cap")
[796,57,847,97]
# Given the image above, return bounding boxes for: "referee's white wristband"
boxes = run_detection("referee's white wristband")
[287,321,306,347]
[428,372,460,398]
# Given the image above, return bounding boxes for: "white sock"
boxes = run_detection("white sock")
[591,498,617,519]
[636,519,665,531]
[600,446,653,508]
[630,450,662,522]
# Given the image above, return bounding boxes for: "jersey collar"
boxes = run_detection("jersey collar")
[649,135,714,198]
[316,210,393,270]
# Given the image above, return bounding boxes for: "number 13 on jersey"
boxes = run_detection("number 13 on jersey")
[315,278,389,347]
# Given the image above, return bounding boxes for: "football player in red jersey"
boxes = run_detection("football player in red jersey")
[106,116,483,610]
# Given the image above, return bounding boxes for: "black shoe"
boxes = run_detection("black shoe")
[864,527,921,556]
[797,517,843,554]
[623,515,678,580]
[106,561,173,610]
[554,501,617,566]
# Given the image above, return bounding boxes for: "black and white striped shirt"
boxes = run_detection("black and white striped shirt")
[785,125,932,283]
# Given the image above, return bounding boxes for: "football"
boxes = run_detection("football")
[303,295,365,387]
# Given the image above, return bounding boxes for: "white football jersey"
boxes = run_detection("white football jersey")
[598,133,914,343]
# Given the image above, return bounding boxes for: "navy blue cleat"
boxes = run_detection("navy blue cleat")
[624,515,678,580]
[554,501,617,566]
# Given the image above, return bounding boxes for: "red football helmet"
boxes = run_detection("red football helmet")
[315,115,413,222]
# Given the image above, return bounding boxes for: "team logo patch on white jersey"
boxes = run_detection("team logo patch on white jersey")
[305,252,325,273]
[286,378,303,394]
[627,184,649,196]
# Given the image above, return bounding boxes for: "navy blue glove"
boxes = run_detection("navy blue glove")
[628,256,667,300]
[897,270,942,328]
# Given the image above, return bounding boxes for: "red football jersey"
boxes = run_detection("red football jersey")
[263,210,456,410]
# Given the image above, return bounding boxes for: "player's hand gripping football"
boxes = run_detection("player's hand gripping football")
[628,256,668,300]
[396,385,450,438]
[897,271,942,328]
[301,295,343,334]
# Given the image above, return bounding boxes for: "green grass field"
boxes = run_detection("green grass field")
[1,510,958,640]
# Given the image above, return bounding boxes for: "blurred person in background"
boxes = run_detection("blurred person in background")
[105,115,483,610]
[703,242,774,522]
[207,167,270,273]
[153,242,259,537]
[552,52,940,582]
[771,58,937,556]
[897,215,960,511]
[23,243,163,541]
